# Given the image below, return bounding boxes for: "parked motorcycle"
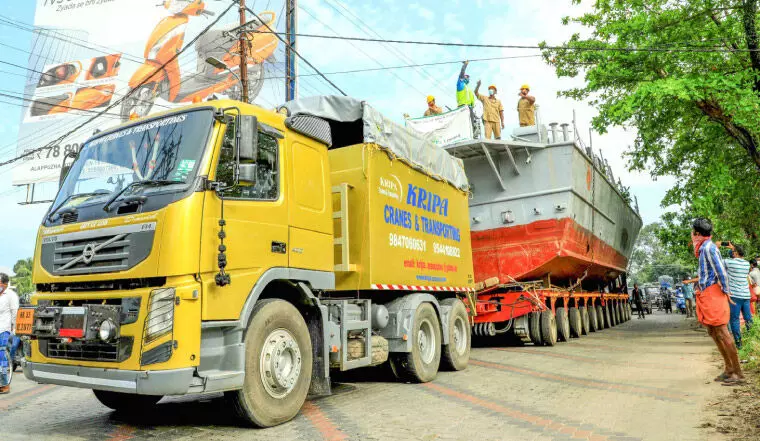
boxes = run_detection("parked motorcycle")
[121,0,278,121]
[675,294,686,314]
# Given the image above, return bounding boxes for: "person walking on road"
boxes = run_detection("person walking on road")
[690,218,744,385]
[722,242,753,349]
[662,289,673,314]
[474,81,504,139]
[632,283,645,319]
[0,272,19,394]
[749,259,760,315]
[682,277,696,318]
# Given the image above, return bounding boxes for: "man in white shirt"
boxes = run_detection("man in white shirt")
[0,272,19,393]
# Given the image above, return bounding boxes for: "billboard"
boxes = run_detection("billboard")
[13,0,285,186]
[405,106,474,148]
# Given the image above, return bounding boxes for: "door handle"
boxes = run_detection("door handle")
[271,241,287,254]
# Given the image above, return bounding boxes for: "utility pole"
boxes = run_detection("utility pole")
[239,0,249,103]
[285,0,297,101]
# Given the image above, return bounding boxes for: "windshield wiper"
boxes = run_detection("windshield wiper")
[102,179,178,212]
[47,191,110,222]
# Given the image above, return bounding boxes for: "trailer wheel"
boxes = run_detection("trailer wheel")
[540,310,557,346]
[390,303,441,382]
[579,306,590,335]
[612,303,619,325]
[441,298,470,371]
[555,307,570,342]
[596,305,605,330]
[227,299,312,428]
[617,303,624,323]
[93,390,162,411]
[605,304,614,327]
[528,311,542,345]
[587,305,598,332]
[568,307,582,338]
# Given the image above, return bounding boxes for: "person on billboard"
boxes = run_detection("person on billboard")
[0,273,19,394]
[424,96,443,116]
[474,82,504,140]
[517,84,536,127]
[689,218,744,385]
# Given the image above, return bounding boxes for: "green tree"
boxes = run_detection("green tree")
[11,257,33,298]
[628,222,693,284]
[543,0,760,255]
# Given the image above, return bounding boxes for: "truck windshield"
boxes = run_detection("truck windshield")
[52,110,214,215]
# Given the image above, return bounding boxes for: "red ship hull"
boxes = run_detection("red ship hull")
[472,217,628,285]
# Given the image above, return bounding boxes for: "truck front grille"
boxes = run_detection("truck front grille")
[53,234,131,275]
[39,337,133,362]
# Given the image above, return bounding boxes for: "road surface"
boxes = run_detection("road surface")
[0,311,725,441]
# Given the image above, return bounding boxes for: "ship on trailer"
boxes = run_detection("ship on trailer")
[413,112,642,344]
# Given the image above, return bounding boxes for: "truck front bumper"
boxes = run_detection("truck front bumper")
[23,360,194,395]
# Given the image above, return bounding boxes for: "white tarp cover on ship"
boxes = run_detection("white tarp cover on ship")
[280,95,469,191]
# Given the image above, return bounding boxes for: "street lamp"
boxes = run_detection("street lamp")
[205,56,244,102]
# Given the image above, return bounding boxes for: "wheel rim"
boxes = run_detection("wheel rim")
[259,328,302,399]
[452,316,467,355]
[418,318,436,364]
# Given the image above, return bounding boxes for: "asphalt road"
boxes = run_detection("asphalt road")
[0,311,725,441]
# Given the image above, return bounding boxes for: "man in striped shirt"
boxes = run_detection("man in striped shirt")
[722,242,753,348]
[690,218,743,384]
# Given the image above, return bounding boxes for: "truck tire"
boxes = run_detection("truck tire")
[612,303,619,325]
[441,298,470,371]
[605,304,614,327]
[227,299,312,428]
[568,307,582,338]
[528,311,542,345]
[596,305,605,330]
[390,303,441,383]
[617,303,624,322]
[580,306,591,334]
[555,307,570,342]
[540,310,557,346]
[92,390,162,411]
[587,305,598,332]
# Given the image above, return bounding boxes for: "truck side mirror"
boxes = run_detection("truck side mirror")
[238,115,258,161]
[59,150,77,188]
[238,163,258,185]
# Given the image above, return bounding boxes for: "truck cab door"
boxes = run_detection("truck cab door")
[200,122,288,320]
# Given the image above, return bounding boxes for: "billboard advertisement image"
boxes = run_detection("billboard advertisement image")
[13,0,285,186]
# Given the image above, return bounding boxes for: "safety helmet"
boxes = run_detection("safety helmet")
[520,84,530,91]
[427,95,435,103]
[488,85,497,92]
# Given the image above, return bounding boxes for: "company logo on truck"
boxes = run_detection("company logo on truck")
[378,175,402,201]
[406,184,448,217]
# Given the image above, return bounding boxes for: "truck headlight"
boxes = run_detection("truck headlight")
[145,288,175,343]
[98,319,117,342]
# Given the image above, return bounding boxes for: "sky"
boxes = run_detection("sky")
[0,0,674,271]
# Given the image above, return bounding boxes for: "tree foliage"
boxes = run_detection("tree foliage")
[11,257,33,298]
[628,222,693,284]
[543,0,760,256]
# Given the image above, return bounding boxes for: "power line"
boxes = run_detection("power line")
[236,1,347,96]
[250,31,760,53]
[0,2,235,169]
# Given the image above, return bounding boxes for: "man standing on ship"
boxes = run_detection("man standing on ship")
[456,61,480,138]
[517,84,536,127]
[474,81,504,140]
[689,218,744,385]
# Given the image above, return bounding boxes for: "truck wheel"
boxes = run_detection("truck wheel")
[540,310,557,346]
[227,299,312,428]
[579,306,590,335]
[596,305,605,330]
[605,304,614,327]
[555,307,570,342]
[587,305,598,332]
[92,390,162,411]
[441,298,470,371]
[612,303,619,325]
[617,303,624,322]
[568,307,582,338]
[390,303,441,382]
[528,311,542,345]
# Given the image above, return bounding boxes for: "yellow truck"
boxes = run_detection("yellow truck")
[19,96,474,427]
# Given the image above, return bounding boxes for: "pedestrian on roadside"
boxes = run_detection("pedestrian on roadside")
[632,283,645,319]
[749,259,760,315]
[681,276,696,318]
[722,242,753,348]
[690,218,744,385]
[0,272,19,394]
[474,81,504,140]
[456,61,481,138]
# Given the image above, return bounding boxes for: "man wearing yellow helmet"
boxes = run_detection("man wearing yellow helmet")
[517,84,536,126]
[474,81,504,139]
[424,95,443,116]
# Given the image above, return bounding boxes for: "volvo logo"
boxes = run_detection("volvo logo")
[82,243,97,264]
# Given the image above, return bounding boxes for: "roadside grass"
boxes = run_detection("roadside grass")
[739,318,760,372]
